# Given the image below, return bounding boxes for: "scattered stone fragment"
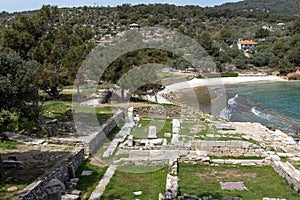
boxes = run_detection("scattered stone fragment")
[148,126,157,139]
[164,133,172,138]
[61,194,80,200]
[81,170,93,176]
[220,182,247,190]
[133,191,142,196]
[7,186,18,192]
[159,193,165,200]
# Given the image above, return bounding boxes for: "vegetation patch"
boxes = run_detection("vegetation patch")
[102,166,168,200]
[42,101,72,121]
[0,140,22,150]
[75,162,107,200]
[131,118,172,139]
[178,163,299,199]
[0,177,28,200]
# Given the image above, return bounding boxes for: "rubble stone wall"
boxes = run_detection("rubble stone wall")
[271,161,300,191]
[18,148,85,200]
[87,110,124,154]
[191,140,262,157]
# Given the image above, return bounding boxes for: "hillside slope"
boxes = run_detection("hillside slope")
[219,0,300,16]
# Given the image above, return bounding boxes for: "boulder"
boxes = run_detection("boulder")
[287,72,300,80]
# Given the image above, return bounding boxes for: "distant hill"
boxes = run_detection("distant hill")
[218,0,300,16]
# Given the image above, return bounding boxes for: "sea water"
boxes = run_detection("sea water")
[219,81,300,133]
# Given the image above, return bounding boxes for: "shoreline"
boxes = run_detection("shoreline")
[165,75,287,92]
[149,75,298,134]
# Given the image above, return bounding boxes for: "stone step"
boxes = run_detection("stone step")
[89,165,117,200]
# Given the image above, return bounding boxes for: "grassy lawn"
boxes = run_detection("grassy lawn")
[75,162,108,200]
[42,99,114,125]
[180,120,204,137]
[102,166,168,199]
[0,140,22,150]
[42,100,72,121]
[178,163,299,200]
[0,178,28,200]
[131,118,172,140]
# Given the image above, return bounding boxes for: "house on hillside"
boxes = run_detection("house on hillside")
[129,23,140,30]
[237,39,258,50]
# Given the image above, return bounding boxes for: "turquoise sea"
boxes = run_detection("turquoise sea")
[218,81,300,133]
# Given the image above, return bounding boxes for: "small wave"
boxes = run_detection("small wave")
[219,107,232,120]
[228,94,239,106]
[251,107,273,121]
[219,94,239,120]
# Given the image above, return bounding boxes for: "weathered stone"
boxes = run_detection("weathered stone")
[164,133,172,138]
[7,186,18,192]
[127,135,134,147]
[70,178,79,184]
[61,194,80,200]
[128,107,134,123]
[148,126,157,139]
[81,170,93,176]
[172,119,180,134]
[133,191,142,196]
[159,193,165,200]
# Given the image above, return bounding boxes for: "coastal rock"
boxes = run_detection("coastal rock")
[287,72,300,80]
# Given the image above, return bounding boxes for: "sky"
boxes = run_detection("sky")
[0,0,242,13]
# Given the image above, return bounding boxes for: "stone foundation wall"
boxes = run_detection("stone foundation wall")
[86,110,125,154]
[271,161,300,191]
[18,148,85,200]
[191,140,262,157]
[113,157,169,166]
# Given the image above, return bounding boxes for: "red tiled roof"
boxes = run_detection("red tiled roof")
[238,40,258,45]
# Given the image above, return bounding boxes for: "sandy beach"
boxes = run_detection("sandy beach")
[148,75,287,104]
[165,75,286,92]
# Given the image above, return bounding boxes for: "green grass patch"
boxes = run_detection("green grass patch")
[75,162,108,200]
[196,74,205,79]
[43,100,114,125]
[204,73,238,79]
[95,107,114,125]
[0,140,22,149]
[181,120,206,137]
[178,163,299,199]
[221,72,239,77]
[102,166,168,199]
[0,177,28,200]
[131,118,172,140]
[42,101,72,121]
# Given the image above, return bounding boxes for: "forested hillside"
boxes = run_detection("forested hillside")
[219,0,300,16]
[0,3,300,135]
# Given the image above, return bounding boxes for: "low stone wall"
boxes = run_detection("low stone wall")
[271,160,300,191]
[18,148,85,200]
[191,140,262,157]
[86,110,125,154]
[113,157,169,166]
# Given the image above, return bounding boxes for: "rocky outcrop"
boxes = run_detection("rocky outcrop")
[287,72,300,80]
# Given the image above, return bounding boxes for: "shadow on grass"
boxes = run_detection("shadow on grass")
[75,162,107,200]
[1,149,72,199]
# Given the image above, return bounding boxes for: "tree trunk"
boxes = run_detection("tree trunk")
[0,154,5,181]
[76,83,80,103]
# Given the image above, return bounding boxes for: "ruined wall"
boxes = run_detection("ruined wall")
[271,161,300,191]
[86,110,125,154]
[18,148,84,200]
[191,140,263,157]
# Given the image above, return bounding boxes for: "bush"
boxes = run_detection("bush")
[0,110,19,132]
[196,75,205,79]
[221,72,238,77]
